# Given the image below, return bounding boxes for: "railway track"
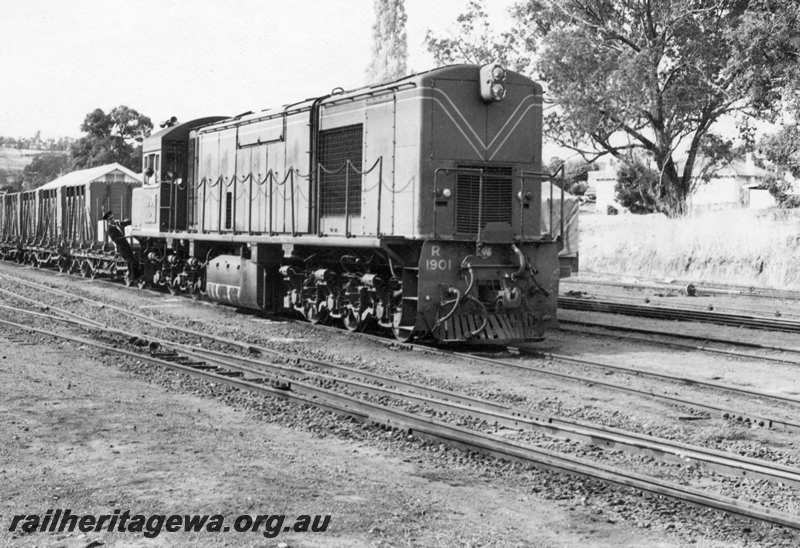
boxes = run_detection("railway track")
[3,295,800,531]
[566,273,800,301]
[557,318,800,367]
[5,297,800,487]
[3,267,800,433]
[558,295,800,333]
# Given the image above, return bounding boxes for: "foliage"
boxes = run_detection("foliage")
[615,157,661,214]
[425,0,533,74]
[0,169,20,192]
[546,156,597,194]
[757,89,800,206]
[0,134,73,151]
[21,152,70,190]
[760,173,800,208]
[426,0,800,216]
[70,106,152,172]
[759,122,800,178]
[367,0,409,83]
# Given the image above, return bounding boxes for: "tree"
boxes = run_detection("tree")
[21,152,70,190]
[758,107,800,207]
[546,156,598,195]
[425,0,533,73]
[70,106,152,172]
[366,0,409,83]
[427,0,800,216]
[760,121,800,178]
[615,157,661,214]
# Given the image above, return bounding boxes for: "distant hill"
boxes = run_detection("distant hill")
[0,147,68,191]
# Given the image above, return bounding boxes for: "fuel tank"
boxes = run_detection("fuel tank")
[205,255,265,309]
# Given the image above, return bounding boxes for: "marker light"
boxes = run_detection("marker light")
[491,66,506,81]
[436,188,452,199]
[491,82,507,101]
[480,62,509,103]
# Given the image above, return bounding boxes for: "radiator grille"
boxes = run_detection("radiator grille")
[319,124,363,216]
[456,166,513,233]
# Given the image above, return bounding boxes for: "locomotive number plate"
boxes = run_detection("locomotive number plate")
[424,245,454,272]
[425,258,453,271]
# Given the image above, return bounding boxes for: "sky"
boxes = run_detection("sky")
[0,0,515,138]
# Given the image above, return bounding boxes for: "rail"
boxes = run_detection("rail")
[2,292,800,530]
[3,268,799,434]
[558,296,800,334]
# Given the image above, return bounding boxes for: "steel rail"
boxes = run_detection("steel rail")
[4,299,800,490]
[1,271,799,432]
[523,349,800,408]
[557,314,800,354]
[437,346,800,431]
[117,346,800,488]
[560,285,800,323]
[564,274,800,301]
[557,321,800,368]
[558,296,800,334]
[2,314,800,531]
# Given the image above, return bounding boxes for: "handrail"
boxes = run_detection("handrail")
[189,157,384,237]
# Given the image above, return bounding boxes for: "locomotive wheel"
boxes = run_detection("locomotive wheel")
[392,317,415,343]
[342,307,362,332]
[190,279,202,300]
[304,302,326,324]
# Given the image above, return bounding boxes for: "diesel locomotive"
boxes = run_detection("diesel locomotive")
[1,63,563,344]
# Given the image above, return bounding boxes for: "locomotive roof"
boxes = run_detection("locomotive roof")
[196,64,540,134]
[38,163,142,191]
[143,116,228,152]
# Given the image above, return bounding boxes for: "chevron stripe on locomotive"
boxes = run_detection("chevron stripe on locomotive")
[6,64,563,344]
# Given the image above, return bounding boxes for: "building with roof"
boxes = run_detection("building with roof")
[585,154,777,215]
[689,154,774,212]
[37,162,141,191]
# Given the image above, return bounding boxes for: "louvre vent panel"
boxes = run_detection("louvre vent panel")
[455,166,513,234]
[319,124,363,217]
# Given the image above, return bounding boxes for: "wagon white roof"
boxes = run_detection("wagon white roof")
[38,163,142,191]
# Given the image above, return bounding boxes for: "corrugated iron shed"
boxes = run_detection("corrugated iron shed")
[38,163,142,191]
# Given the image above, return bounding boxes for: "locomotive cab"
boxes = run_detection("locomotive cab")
[133,117,226,234]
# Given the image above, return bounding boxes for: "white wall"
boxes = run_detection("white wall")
[748,188,776,209]
[588,170,619,214]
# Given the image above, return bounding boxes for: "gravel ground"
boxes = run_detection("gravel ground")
[2,327,690,547]
[2,261,800,545]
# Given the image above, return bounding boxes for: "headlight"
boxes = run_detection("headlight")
[480,62,509,102]
[491,83,507,101]
[491,66,506,81]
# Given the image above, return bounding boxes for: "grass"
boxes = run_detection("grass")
[579,208,800,289]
